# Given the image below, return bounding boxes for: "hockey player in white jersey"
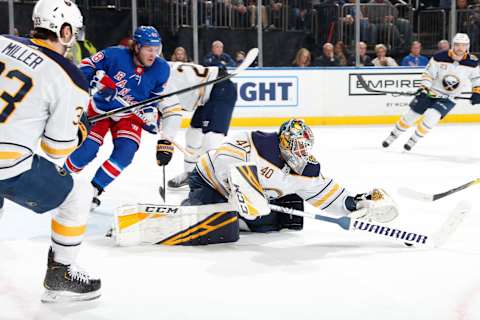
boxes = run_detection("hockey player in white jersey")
[382,33,480,151]
[0,0,100,302]
[157,62,237,188]
[111,119,397,246]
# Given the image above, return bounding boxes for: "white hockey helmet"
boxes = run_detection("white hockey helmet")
[32,0,83,47]
[452,33,470,51]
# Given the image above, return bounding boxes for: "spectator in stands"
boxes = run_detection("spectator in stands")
[334,41,350,66]
[348,41,373,66]
[203,40,236,67]
[437,39,450,52]
[366,0,405,50]
[289,0,310,31]
[268,0,284,30]
[342,0,375,45]
[372,44,398,66]
[457,0,468,9]
[315,43,339,67]
[400,41,428,67]
[235,50,246,65]
[229,0,250,28]
[171,47,190,62]
[247,0,269,29]
[292,48,312,67]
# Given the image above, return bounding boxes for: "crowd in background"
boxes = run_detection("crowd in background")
[5,0,479,67]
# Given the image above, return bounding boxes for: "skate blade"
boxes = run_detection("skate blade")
[41,289,101,303]
[167,184,189,191]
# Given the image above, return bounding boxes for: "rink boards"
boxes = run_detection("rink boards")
[181,66,480,127]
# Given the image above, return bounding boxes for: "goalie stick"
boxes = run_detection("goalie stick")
[118,200,469,248]
[88,48,259,124]
[270,201,469,247]
[398,178,480,201]
[355,74,473,100]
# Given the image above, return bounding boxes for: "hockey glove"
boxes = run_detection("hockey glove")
[471,92,480,105]
[77,111,91,146]
[418,86,438,98]
[156,139,174,166]
[132,106,160,134]
[91,71,117,102]
[346,188,399,223]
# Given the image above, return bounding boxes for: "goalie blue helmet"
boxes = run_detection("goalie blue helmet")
[134,26,162,47]
[278,118,314,174]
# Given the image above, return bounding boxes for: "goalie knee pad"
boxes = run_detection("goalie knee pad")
[240,194,304,232]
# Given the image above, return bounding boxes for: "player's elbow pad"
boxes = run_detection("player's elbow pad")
[40,139,77,159]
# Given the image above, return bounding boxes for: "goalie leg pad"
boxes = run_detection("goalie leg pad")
[229,164,270,220]
[113,204,239,246]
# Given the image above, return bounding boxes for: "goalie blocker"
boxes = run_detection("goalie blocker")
[111,164,306,246]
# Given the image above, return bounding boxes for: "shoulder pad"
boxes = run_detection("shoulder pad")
[461,55,478,67]
[302,159,320,178]
[433,51,453,63]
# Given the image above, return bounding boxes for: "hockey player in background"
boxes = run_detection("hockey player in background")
[64,26,174,208]
[382,33,480,151]
[162,62,237,189]
[112,119,397,246]
[0,0,101,302]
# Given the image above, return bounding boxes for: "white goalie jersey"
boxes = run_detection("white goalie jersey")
[0,36,89,179]
[195,130,354,217]
[421,50,480,98]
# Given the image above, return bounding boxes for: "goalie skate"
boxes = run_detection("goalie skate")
[41,247,101,303]
[167,172,189,190]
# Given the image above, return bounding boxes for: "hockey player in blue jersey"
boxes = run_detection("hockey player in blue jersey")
[64,26,174,207]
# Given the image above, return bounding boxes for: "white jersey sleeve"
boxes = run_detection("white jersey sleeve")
[421,57,438,89]
[0,36,89,179]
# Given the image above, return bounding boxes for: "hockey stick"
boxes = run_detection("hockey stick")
[398,178,480,202]
[159,166,166,202]
[355,74,473,100]
[88,48,259,124]
[271,201,470,247]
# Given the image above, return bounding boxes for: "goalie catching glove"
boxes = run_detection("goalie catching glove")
[346,188,399,223]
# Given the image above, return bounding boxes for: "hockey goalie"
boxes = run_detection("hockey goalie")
[110,118,399,246]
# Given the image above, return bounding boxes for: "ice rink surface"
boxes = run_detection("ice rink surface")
[2,123,480,320]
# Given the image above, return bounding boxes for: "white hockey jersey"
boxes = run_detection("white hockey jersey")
[160,62,219,112]
[0,36,89,179]
[195,130,353,217]
[421,50,480,98]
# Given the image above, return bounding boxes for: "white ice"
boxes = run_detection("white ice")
[2,124,480,320]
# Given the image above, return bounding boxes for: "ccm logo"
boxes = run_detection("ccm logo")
[145,206,179,214]
[233,184,249,214]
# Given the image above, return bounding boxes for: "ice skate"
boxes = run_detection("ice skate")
[41,247,101,303]
[167,172,189,190]
[382,132,398,148]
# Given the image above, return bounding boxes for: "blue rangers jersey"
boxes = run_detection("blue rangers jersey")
[80,46,170,115]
